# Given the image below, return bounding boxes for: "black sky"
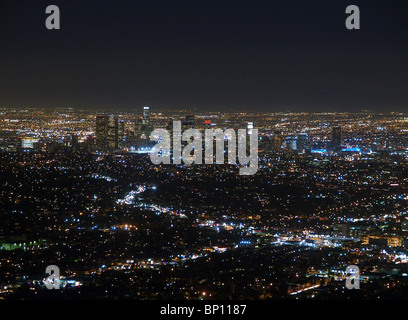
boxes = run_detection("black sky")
[0,0,407,112]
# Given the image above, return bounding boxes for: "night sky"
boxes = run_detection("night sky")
[0,0,407,112]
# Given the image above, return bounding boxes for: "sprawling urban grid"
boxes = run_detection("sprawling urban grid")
[1,106,408,299]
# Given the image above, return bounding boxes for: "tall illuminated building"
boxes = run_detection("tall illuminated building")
[118,120,125,149]
[285,136,297,151]
[107,115,118,151]
[96,115,124,152]
[96,115,108,151]
[135,106,153,139]
[142,106,150,124]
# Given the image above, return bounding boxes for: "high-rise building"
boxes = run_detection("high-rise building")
[272,131,282,151]
[135,106,153,139]
[332,126,342,147]
[118,120,125,149]
[247,122,254,135]
[142,106,150,124]
[285,136,297,151]
[96,115,124,152]
[96,115,109,151]
[135,118,142,139]
[296,133,309,153]
[107,115,118,151]
[71,134,79,151]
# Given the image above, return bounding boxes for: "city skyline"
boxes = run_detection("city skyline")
[2,107,408,301]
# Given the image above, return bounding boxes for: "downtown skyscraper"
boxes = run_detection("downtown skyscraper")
[332,126,342,150]
[96,115,124,152]
[135,106,153,139]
